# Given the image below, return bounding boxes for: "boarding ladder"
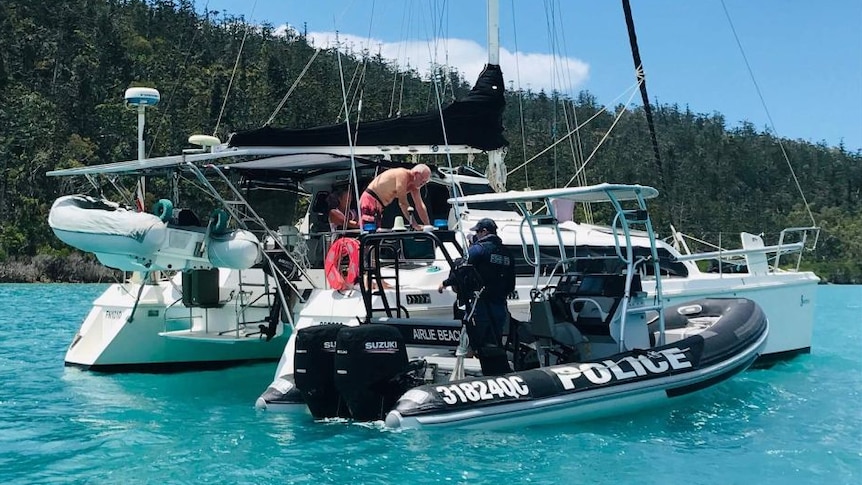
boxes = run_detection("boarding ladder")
[356,231,462,322]
[358,232,407,320]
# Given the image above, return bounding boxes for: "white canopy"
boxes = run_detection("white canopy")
[448,183,659,205]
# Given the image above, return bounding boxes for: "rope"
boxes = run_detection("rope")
[291,237,311,272]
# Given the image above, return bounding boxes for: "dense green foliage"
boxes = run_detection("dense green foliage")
[1,0,860,282]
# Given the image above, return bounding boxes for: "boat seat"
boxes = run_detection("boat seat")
[570,296,614,336]
[741,232,769,275]
[529,299,582,365]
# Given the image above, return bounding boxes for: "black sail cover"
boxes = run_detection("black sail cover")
[228,64,507,151]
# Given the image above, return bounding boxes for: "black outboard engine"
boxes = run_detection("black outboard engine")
[334,324,411,421]
[293,324,350,419]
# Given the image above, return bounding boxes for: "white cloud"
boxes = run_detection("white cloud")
[277,26,589,94]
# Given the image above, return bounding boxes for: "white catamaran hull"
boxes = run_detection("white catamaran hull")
[64,270,288,371]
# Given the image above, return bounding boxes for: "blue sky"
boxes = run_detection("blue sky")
[197,0,862,151]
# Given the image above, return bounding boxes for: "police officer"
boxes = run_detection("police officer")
[464,218,515,375]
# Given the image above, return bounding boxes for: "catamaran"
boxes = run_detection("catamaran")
[46,0,818,376]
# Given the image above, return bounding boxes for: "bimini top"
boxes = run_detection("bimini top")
[448,183,659,205]
[46,149,248,177]
[45,150,423,180]
[227,64,508,152]
[222,153,427,182]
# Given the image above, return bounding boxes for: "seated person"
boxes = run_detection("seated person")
[327,188,359,231]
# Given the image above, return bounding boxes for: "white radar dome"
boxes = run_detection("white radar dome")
[188,134,222,148]
[124,87,160,107]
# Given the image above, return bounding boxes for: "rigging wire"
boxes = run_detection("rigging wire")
[562,85,642,188]
[720,0,816,227]
[335,44,363,230]
[213,0,257,137]
[344,0,379,224]
[420,0,469,241]
[388,4,413,117]
[340,0,376,124]
[508,0,530,190]
[148,1,206,156]
[394,3,415,117]
[339,53,366,122]
[548,0,590,201]
[542,0,559,188]
[264,48,321,126]
[621,0,665,195]
[507,81,640,176]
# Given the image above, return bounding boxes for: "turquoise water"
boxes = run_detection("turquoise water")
[0,284,859,484]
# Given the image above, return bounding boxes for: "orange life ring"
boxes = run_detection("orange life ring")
[325,237,360,291]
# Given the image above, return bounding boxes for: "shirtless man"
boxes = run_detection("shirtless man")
[360,164,432,230]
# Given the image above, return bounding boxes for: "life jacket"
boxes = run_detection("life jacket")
[471,235,515,300]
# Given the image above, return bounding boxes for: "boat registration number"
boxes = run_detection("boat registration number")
[435,376,529,404]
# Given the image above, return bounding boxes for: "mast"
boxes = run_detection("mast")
[487,0,500,65]
[621,0,666,194]
[484,0,507,192]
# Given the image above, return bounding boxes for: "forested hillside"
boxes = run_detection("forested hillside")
[1,0,860,282]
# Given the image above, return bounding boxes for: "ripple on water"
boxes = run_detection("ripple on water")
[0,284,859,485]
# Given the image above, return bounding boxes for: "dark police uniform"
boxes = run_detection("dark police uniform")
[464,219,515,375]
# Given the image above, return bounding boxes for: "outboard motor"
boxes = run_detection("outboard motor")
[293,324,349,419]
[334,324,412,421]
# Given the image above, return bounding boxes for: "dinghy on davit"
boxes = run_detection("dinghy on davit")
[48,194,261,272]
[286,183,769,430]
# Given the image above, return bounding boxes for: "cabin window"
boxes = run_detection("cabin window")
[504,244,576,275]
[243,185,301,229]
[402,237,436,260]
[376,236,436,264]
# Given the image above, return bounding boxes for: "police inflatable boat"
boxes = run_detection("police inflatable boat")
[385,298,767,429]
[289,295,767,429]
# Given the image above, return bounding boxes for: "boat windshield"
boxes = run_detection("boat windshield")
[453,182,515,212]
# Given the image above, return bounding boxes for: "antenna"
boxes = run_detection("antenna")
[124,87,160,161]
[124,87,160,215]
